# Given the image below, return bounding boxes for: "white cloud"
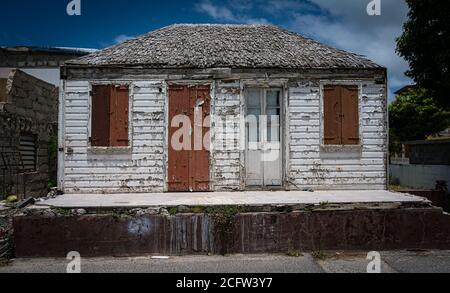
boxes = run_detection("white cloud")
[195,0,412,101]
[287,0,411,100]
[114,34,134,44]
[196,0,268,24]
[196,1,236,22]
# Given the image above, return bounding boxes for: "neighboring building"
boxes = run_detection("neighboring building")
[0,69,58,198]
[390,139,450,190]
[394,84,417,96]
[0,47,94,199]
[0,46,96,86]
[59,24,388,194]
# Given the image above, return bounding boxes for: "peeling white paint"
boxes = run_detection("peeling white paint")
[61,73,387,193]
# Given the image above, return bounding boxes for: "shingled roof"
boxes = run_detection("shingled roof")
[71,24,382,69]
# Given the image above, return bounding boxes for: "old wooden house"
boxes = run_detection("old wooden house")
[59,24,388,194]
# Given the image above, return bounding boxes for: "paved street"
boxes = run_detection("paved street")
[1,251,449,273]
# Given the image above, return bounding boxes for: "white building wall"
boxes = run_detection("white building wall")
[61,76,387,194]
[211,80,242,191]
[287,80,388,190]
[62,80,166,193]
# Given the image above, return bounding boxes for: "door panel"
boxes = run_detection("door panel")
[190,85,211,191]
[246,89,263,186]
[168,85,211,192]
[264,90,282,186]
[245,88,283,188]
[168,86,191,192]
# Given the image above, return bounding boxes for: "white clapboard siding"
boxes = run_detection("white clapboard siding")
[63,80,166,193]
[287,81,387,190]
[62,76,387,194]
[211,81,242,191]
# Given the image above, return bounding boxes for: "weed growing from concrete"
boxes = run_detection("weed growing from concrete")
[286,249,303,257]
[311,250,326,260]
[205,206,243,255]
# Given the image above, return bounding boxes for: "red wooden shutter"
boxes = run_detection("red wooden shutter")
[341,86,359,145]
[91,85,110,147]
[109,85,129,147]
[324,86,342,145]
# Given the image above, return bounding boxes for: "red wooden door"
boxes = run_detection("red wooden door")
[168,85,211,192]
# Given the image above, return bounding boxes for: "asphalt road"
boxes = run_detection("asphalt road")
[1,251,449,273]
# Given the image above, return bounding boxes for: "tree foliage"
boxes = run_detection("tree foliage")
[397,0,450,109]
[389,88,450,142]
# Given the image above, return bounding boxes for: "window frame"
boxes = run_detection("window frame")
[88,82,133,152]
[320,81,363,149]
[244,87,283,147]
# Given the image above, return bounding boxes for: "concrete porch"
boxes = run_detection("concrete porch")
[14,190,450,258]
[36,190,428,209]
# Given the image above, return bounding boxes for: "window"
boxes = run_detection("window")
[19,133,37,172]
[246,88,281,144]
[91,85,129,147]
[323,85,359,145]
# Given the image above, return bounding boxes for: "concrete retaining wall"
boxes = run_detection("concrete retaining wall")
[390,163,450,190]
[13,207,450,257]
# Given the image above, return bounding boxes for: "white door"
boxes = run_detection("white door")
[246,88,282,187]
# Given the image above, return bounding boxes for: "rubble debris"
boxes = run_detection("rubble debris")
[16,198,35,209]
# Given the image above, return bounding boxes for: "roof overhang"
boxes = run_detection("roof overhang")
[61,63,387,81]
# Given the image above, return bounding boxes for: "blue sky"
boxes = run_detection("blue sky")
[1,0,411,100]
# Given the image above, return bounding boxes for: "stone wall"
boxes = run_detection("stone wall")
[0,69,58,199]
